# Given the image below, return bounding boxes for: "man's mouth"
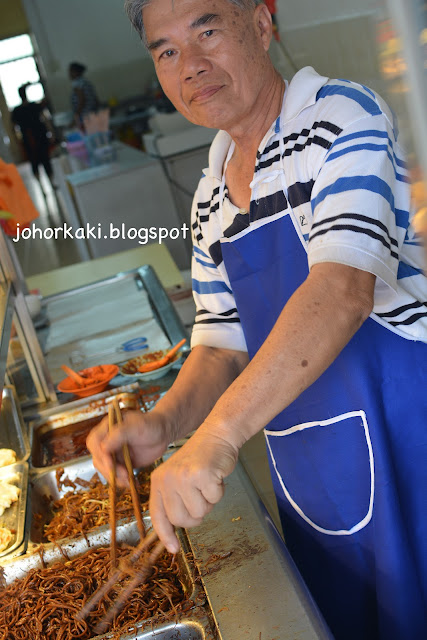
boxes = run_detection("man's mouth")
[190,85,224,103]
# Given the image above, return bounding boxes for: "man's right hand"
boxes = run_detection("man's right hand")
[86,409,171,486]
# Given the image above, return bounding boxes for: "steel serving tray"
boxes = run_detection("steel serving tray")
[0,521,216,640]
[29,457,153,546]
[0,462,28,559]
[29,391,142,470]
[0,386,30,463]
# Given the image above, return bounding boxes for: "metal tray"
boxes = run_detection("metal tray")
[0,386,30,463]
[0,521,216,640]
[24,381,140,421]
[29,457,153,546]
[29,391,142,470]
[38,265,189,385]
[0,462,28,559]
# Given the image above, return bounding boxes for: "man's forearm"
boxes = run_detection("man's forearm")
[205,263,375,451]
[153,344,249,442]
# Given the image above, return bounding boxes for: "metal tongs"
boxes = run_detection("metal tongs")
[76,397,165,634]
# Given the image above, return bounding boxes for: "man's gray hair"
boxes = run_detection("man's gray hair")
[124,0,263,46]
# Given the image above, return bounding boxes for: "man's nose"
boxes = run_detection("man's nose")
[179,44,211,82]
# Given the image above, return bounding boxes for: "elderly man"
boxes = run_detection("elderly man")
[88,2,427,639]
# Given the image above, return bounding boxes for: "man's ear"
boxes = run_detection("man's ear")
[253,3,273,51]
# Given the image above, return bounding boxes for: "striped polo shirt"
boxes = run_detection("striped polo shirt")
[190,66,427,351]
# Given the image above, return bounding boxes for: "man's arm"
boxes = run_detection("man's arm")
[154,344,249,440]
[150,261,375,551]
[87,344,248,484]
[204,261,374,447]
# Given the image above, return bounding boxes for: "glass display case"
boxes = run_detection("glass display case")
[0,227,56,407]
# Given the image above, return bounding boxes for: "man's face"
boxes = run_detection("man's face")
[143,0,272,131]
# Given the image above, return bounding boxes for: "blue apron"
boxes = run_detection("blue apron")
[221,209,427,640]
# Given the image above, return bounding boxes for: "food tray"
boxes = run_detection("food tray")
[0,521,216,640]
[0,386,30,464]
[29,457,153,546]
[120,351,183,381]
[0,462,28,559]
[29,391,142,470]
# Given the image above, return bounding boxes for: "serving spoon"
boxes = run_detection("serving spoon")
[60,364,104,386]
[137,338,186,373]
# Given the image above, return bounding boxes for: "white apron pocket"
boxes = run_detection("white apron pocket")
[265,410,374,536]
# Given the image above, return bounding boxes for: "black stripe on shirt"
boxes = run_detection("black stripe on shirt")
[309,223,399,260]
[198,186,220,209]
[251,189,288,224]
[196,307,239,317]
[283,134,332,156]
[288,180,315,209]
[195,317,241,325]
[209,239,223,267]
[382,311,427,327]
[258,121,343,159]
[255,135,333,172]
[311,213,398,248]
[223,212,250,238]
[377,300,427,319]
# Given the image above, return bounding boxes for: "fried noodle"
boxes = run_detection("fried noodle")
[0,545,188,640]
[41,470,150,543]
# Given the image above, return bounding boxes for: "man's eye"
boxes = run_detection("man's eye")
[159,49,175,60]
[202,29,214,38]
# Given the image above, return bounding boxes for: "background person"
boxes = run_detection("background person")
[11,84,54,185]
[69,62,100,129]
[88,1,427,639]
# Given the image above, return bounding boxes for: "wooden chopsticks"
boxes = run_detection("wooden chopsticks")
[108,405,117,570]
[112,397,146,539]
[76,530,160,623]
[76,396,165,631]
[93,535,165,635]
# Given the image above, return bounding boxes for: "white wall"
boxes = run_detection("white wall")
[276,0,379,30]
[20,0,386,112]
[272,0,385,94]
[21,0,156,111]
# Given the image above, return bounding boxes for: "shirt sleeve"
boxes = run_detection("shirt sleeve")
[190,184,248,352]
[307,112,411,305]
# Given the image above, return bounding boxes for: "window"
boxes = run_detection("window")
[0,34,44,109]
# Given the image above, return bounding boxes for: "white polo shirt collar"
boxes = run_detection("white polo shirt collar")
[205,66,329,181]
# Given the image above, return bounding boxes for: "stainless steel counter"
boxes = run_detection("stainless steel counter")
[184,461,333,640]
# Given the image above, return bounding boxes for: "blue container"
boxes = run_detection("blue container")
[84,132,117,166]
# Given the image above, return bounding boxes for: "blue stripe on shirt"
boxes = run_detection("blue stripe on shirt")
[311,175,409,229]
[331,130,405,166]
[193,245,211,259]
[332,130,389,147]
[317,85,382,116]
[194,255,217,269]
[325,143,408,183]
[395,209,410,229]
[397,262,424,279]
[192,278,232,295]
[338,79,376,99]
[330,131,406,167]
